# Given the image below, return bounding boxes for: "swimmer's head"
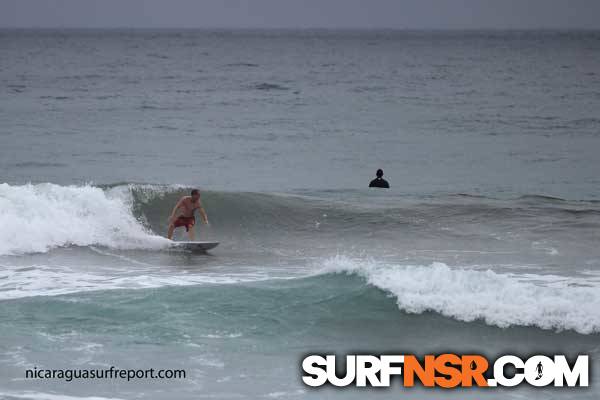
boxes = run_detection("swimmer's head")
[376,169,384,178]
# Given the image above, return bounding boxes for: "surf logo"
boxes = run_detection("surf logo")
[301,354,589,388]
[535,360,543,380]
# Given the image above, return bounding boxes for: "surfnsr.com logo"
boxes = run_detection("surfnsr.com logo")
[302,354,589,388]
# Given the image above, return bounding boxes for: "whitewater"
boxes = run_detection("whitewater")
[1,182,599,336]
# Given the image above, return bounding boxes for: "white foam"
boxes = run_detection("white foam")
[265,390,306,398]
[0,262,300,301]
[320,255,600,334]
[0,183,169,255]
[199,332,243,339]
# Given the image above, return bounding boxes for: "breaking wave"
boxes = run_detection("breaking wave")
[319,256,600,334]
[0,183,169,255]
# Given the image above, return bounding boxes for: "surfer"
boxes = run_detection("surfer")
[369,169,390,188]
[167,189,209,240]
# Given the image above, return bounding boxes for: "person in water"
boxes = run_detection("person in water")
[167,189,209,240]
[369,169,390,188]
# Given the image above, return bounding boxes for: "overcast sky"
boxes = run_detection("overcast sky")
[1,0,599,29]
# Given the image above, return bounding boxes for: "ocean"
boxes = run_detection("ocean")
[1,29,600,399]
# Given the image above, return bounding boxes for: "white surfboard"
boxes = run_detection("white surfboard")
[169,241,219,252]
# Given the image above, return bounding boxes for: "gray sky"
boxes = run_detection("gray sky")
[1,0,600,29]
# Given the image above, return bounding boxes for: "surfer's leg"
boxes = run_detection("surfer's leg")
[188,226,195,241]
[167,223,175,240]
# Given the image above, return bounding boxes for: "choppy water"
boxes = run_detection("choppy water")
[1,30,600,399]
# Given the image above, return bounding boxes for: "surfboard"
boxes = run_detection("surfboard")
[169,241,219,252]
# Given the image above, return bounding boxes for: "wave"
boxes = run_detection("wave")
[0,260,291,301]
[0,183,168,256]
[3,254,598,335]
[319,256,600,334]
[224,62,259,67]
[1,182,599,256]
[0,182,321,256]
[253,82,289,91]
[10,162,68,168]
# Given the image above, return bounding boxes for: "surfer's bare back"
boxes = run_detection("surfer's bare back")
[167,189,209,240]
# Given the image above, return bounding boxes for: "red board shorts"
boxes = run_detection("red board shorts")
[173,216,195,232]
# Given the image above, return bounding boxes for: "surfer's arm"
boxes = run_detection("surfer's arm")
[198,205,209,225]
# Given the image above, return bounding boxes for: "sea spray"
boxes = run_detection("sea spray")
[0,183,168,255]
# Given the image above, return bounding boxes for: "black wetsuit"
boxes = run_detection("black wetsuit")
[369,177,390,188]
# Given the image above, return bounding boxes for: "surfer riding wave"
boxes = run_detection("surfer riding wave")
[167,189,209,240]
